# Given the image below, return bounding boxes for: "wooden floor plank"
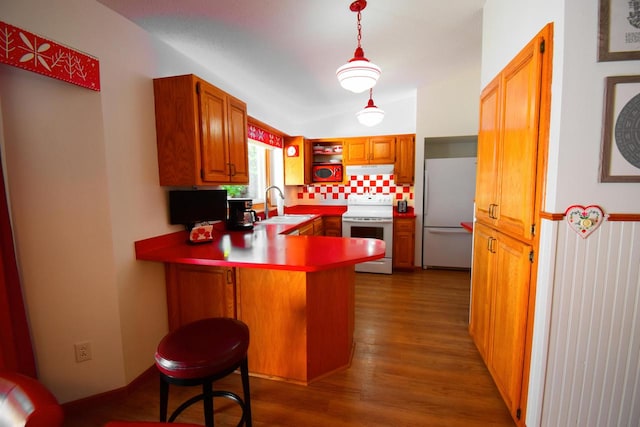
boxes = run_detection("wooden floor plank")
[64,269,513,426]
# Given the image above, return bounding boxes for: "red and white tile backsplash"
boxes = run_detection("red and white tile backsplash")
[297,174,413,203]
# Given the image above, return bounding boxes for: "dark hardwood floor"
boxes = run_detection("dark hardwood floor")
[64,269,514,427]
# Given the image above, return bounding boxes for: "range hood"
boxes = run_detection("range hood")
[345,164,394,176]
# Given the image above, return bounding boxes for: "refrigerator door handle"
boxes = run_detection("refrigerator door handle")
[425,227,470,234]
[423,170,428,216]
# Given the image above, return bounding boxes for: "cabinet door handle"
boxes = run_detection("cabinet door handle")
[229,163,236,176]
[489,203,499,219]
[226,269,233,284]
[489,237,497,253]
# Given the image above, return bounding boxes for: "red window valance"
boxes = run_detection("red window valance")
[248,124,283,149]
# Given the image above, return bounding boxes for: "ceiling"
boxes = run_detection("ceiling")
[97,0,485,125]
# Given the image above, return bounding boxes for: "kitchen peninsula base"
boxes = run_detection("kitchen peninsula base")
[236,266,355,384]
[163,262,356,385]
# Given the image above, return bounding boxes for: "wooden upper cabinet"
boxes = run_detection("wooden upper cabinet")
[284,136,312,185]
[496,40,542,241]
[226,96,250,183]
[475,77,500,228]
[153,74,248,186]
[474,32,544,241]
[342,137,368,164]
[344,136,396,165]
[394,134,415,184]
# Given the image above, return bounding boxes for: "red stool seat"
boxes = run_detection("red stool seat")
[155,318,249,380]
[154,317,252,427]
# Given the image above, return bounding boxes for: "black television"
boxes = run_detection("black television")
[169,189,227,228]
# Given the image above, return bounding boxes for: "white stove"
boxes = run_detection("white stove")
[342,194,394,220]
[342,194,394,274]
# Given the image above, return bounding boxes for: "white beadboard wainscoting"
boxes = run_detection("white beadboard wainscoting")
[541,218,639,426]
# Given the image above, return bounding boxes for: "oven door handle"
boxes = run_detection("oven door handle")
[343,218,394,224]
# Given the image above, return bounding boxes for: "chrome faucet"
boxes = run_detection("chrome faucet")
[264,185,284,219]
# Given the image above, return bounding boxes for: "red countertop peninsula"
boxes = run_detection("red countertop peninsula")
[135,218,384,385]
[135,218,383,271]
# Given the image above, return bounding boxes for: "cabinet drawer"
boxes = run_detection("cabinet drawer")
[324,216,342,237]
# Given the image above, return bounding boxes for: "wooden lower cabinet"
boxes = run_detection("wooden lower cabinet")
[468,224,493,361]
[164,263,236,331]
[469,222,532,421]
[312,217,324,236]
[323,216,342,237]
[298,221,314,236]
[393,217,415,270]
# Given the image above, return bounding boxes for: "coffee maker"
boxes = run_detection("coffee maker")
[227,198,257,230]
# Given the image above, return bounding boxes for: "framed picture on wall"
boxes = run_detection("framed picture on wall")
[598,0,640,61]
[600,75,640,182]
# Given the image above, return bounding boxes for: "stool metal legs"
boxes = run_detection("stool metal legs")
[240,358,252,427]
[159,377,168,423]
[158,356,252,427]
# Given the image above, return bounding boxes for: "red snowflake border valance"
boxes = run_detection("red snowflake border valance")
[248,124,283,149]
[0,21,100,91]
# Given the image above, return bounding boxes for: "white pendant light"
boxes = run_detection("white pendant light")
[336,0,381,93]
[357,89,384,126]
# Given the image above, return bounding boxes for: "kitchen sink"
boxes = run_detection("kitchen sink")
[257,214,315,225]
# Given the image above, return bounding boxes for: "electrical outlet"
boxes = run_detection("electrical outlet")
[74,341,92,363]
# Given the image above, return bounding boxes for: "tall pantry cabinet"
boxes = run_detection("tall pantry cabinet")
[469,24,552,425]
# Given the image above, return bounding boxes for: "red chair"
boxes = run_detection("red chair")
[0,370,64,427]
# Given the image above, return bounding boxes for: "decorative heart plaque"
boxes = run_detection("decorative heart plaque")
[565,205,605,239]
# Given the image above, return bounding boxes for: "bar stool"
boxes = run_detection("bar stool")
[105,423,202,426]
[154,318,252,427]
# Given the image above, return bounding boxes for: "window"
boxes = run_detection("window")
[222,141,283,211]
[247,142,267,203]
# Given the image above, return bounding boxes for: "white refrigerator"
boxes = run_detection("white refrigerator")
[422,157,476,269]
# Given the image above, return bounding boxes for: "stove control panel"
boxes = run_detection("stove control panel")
[346,194,393,206]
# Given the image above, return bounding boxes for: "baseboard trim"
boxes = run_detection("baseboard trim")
[62,365,156,411]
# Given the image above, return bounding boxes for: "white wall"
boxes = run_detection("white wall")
[0,63,126,400]
[554,1,640,212]
[299,92,417,139]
